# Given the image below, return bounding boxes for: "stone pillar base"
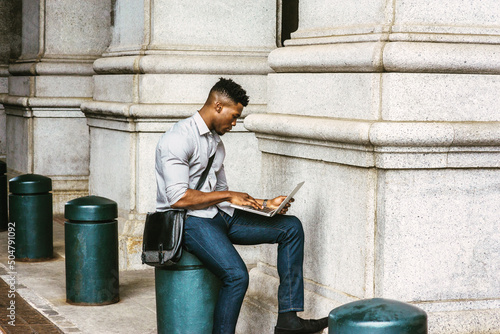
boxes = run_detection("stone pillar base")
[118,214,149,270]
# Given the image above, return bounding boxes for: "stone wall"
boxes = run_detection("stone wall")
[0,0,21,159]
[1,0,111,213]
[240,0,500,333]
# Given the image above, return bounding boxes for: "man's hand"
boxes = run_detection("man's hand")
[267,196,294,215]
[228,191,262,209]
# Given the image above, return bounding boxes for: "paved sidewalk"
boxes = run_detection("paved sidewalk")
[0,278,63,333]
[0,217,157,334]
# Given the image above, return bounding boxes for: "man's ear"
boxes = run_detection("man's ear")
[215,101,222,113]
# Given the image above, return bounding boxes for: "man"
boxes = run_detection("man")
[155,78,328,334]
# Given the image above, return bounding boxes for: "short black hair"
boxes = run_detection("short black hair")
[210,77,249,107]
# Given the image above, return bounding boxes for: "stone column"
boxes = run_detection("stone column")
[2,0,111,213]
[81,0,275,270]
[244,0,500,332]
[0,0,21,159]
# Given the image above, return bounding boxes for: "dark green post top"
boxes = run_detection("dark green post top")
[65,195,118,222]
[0,161,6,174]
[329,298,427,333]
[9,174,52,194]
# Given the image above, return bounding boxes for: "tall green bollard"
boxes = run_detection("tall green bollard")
[329,298,427,334]
[65,195,119,305]
[0,161,7,231]
[9,174,53,261]
[155,251,221,334]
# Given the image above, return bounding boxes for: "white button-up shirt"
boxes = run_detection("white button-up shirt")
[155,112,234,218]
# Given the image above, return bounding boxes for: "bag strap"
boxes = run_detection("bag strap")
[194,153,216,191]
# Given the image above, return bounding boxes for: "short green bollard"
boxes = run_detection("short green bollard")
[9,174,53,261]
[0,161,7,231]
[329,298,427,334]
[64,195,119,305]
[155,251,221,334]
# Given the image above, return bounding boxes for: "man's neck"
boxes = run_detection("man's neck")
[198,106,213,131]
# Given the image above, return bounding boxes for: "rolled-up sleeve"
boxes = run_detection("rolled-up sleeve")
[215,163,228,192]
[156,131,192,206]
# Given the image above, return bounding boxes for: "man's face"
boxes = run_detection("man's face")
[213,101,243,135]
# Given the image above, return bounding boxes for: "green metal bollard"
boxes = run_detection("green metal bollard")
[0,161,7,231]
[64,195,119,305]
[9,174,53,261]
[155,251,221,334]
[329,298,427,334]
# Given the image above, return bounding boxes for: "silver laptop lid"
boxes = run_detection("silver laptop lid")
[272,181,304,213]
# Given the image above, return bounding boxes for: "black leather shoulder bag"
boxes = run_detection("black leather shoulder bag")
[141,153,216,267]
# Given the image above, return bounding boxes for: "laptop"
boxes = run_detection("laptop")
[230,181,304,217]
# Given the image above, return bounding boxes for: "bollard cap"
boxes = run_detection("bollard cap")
[0,161,6,174]
[329,298,427,333]
[65,195,118,222]
[9,174,52,194]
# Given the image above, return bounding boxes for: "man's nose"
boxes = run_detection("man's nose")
[231,119,237,126]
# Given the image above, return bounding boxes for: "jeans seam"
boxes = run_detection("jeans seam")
[287,234,292,311]
[279,307,304,313]
[219,211,230,227]
[231,223,288,234]
[184,231,237,283]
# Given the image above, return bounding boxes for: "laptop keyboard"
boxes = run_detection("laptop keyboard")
[241,205,275,213]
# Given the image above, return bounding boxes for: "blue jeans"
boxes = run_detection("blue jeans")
[183,209,305,334]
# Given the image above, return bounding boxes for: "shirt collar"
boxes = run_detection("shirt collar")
[193,112,221,143]
[194,112,210,136]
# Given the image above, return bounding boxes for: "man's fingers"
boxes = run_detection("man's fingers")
[277,197,295,214]
[244,194,261,209]
[250,199,262,209]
